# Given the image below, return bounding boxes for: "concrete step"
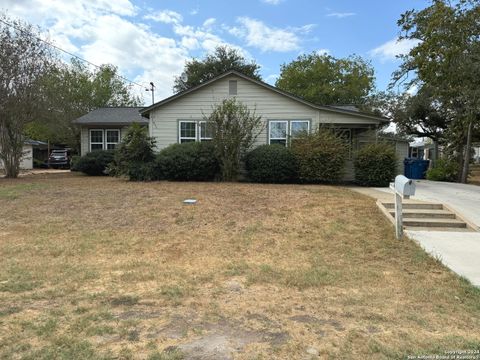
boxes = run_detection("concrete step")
[403,218,467,228]
[382,202,444,210]
[388,209,456,219]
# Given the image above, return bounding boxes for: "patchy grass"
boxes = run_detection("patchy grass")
[0,173,479,359]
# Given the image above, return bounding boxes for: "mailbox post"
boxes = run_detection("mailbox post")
[389,175,416,239]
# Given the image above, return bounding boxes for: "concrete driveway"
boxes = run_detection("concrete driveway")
[369,180,480,286]
[409,180,480,227]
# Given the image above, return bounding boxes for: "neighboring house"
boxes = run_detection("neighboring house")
[73,107,148,156]
[409,138,437,160]
[0,140,36,170]
[140,70,403,180]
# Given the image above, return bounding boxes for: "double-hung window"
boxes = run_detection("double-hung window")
[106,130,120,150]
[269,121,288,146]
[268,120,310,146]
[199,121,213,141]
[89,129,120,151]
[179,121,197,143]
[179,120,213,143]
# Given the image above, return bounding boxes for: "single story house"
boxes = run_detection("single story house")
[0,140,38,170]
[75,71,408,180]
[73,107,148,155]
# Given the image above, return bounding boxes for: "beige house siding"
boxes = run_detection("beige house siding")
[149,74,380,151]
[0,144,33,170]
[150,75,319,150]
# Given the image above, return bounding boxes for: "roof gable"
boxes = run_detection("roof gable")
[141,70,388,123]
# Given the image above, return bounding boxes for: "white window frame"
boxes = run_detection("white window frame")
[290,120,310,139]
[268,121,288,146]
[105,129,120,150]
[199,121,213,142]
[269,120,311,146]
[89,129,104,152]
[179,121,197,143]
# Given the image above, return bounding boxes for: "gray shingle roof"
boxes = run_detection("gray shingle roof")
[73,107,148,126]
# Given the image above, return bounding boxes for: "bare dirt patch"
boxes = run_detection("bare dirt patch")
[0,173,479,359]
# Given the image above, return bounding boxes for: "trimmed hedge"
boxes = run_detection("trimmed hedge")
[245,144,298,183]
[71,150,115,176]
[155,142,220,181]
[290,129,348,183]
[426,158,458,182]
[354,143,396,186]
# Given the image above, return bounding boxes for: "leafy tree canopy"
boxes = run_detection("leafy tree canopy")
[26,59,142,150]
[173,46,261,93]
[0,13,55,177]
[275,53,375,106]
[392,86,450,142]
[394,0,480,182]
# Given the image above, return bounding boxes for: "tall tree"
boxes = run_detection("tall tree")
[394,0,480,182]
[173,46,261,93]
[205,98,263,181]
[27,59,142,151]
[275,53,375,106]
[0,14,55,178]
[392,86,450,160]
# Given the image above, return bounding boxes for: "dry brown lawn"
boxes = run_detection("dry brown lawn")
[0,173,479,359]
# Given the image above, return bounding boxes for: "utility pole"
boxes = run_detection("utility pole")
[145,82,155,105]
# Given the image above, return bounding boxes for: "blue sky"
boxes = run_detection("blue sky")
[2,0,429,104]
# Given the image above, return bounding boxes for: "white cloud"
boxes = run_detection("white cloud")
[203,18,216,28]
[265,73,279,84]
[326,12,356,18]
[144,9,183,24]
[231,17,300,52]
[3,1,190,101]
[369,37,421,62]
[262,0,283,4]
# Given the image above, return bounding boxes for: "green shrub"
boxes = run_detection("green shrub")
[110,124,156,181]
[354,143,396,186]
[245,145,298,183]
[71,150,115,176]
[426,158,458,182]
[155,142,220,181]
[69,155,80,171]
[290,129,348,183]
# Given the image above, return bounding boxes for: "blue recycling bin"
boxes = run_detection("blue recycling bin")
[404,158,430,179]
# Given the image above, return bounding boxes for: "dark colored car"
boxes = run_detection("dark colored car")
[48,149,71,169]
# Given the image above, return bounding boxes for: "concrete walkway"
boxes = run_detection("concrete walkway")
[351,181,480,286]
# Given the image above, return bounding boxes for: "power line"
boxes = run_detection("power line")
[0,17,147,90]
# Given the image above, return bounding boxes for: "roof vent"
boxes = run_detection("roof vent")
[229,80,237,95]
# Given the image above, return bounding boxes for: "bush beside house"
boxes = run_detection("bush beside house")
[246,145,298,183]
[71,150,115,176]
[290,129,348,183]
[110,124,157,181]
[155,142,220,181]
[354,143,397,187]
